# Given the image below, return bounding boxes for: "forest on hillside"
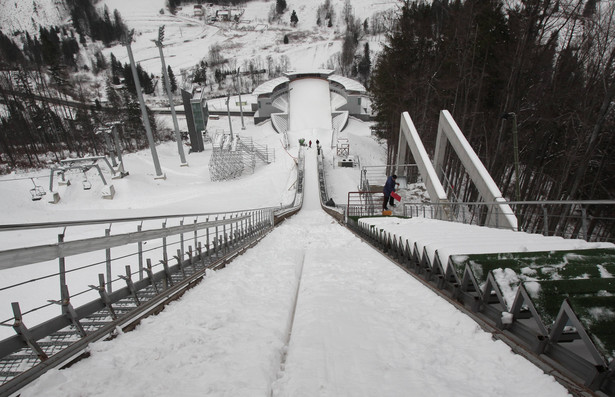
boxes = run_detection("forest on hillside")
[0,0,382,174]
[370,0,615,237]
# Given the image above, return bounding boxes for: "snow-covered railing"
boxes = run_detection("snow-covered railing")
[0,208,278,395]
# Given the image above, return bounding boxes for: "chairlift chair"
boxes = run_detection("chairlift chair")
[82,172,92,190]
[29,178,46,201]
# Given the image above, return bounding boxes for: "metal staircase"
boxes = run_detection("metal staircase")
[209,135,275,181]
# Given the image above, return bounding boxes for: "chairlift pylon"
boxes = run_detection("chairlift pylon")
[29,178,46,201]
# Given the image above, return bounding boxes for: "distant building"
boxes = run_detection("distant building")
[193,4,204,16]
[181,88,207,152]
[252,70,370,133]
[216,9,230,21]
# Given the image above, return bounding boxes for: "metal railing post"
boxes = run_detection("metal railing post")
[193,219,198,254]
[138,224,144,280]
[58,234,67,305]
[162,221,168,263]
[180,219,185,259]
[105,228,112,293]
[206,218,211,258]
[541,204,549,236]
[581,207,588,241]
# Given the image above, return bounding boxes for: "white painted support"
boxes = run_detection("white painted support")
[397,113,449,220]
[433,110,518,230]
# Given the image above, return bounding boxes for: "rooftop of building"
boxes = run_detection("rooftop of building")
[252,70,366,97]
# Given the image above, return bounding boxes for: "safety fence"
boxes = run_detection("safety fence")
[346,191,384,218]
[0,211,272,395]
[0,150,305,396]
[359,164,419,192]
[403,200,615,243]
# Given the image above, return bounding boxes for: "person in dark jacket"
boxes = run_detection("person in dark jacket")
[382,174,399,211]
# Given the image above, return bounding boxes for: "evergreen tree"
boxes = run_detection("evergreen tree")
[167,65,178,93]
[0,31,24,66]
[94,50,107,74]
[357,42,371,84]
[290,10,298,26]
[276,0,287,15]
[39,27,61,66]
[167,0,180,15]
[283,34,289,44]
[110,52,123,78]
[23,32,43,64]
[105,77,122,110]
[61,36,80,67]
[101,6,113,45]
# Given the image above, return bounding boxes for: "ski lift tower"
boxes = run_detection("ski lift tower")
[122,29,166,180]
[155,25,188,167]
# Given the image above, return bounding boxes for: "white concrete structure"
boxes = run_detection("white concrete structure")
[252,70,370,129]
[396,112,448,206]
[433,110,517,230]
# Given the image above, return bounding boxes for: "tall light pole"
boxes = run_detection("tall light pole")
[123,30,165,179]
[226,93,234,141]
[508,112,520,203]
[237,68,245,130]
[156,25,188,166]
[503,112,521,229]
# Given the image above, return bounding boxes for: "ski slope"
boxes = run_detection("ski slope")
[18,79,570,397]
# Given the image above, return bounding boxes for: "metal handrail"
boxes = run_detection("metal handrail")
[403,200,615,242]
[0,147,306,394]
[0,215,252,271]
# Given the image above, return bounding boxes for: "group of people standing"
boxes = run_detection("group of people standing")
[308,139,321,154]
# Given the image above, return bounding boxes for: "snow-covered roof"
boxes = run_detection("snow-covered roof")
[254,72,367,97]
[285,69,334,78]
[329,75,367,94]
[252,76,289,96]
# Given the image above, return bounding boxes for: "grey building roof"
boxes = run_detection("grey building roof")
[252,76,289,96]
[329,75,367,94]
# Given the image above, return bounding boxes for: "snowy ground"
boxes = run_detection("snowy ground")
[5,67,575,397]
[0,0,591,395]
[18,175,572,397]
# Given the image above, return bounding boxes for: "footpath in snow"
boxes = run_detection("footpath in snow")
[20,151,570,397]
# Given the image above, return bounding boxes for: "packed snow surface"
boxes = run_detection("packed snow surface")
[0,0,591,394]
[19,154,571,397]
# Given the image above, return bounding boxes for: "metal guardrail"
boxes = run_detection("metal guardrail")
[0,149,306,395]
[346,191,384,218]
[403,200,615,243]
[359,164,418,192]
[0,210,274,395]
